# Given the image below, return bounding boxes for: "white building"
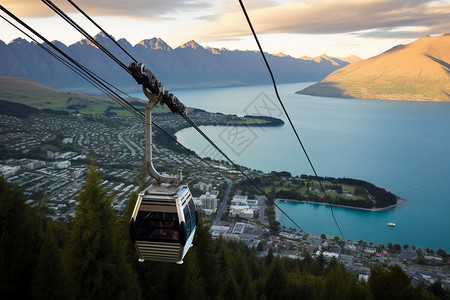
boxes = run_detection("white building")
[210,225,232,239]
[0,165,20,178]
[247,199,259,206]
[62,138,73,144]
[323,251,340,260]
[57,151,77,159]
[52,160,71,169]
[199,192,218,211]
[232,222,246,234]
[193,181,212,193]
[229,205,254,219]
[231,195,248,205]
[358,274,369,282]
[229,195,256,219]
[20,159,46,170]
[193,197,202,209]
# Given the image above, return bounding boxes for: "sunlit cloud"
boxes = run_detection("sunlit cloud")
[1,0,448,58]
[4,0,448,38]
[2,0,213,18]
[195,0,450,41]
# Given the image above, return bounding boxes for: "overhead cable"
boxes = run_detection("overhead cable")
[41,0,131,74]
[180,113,306,234]
[66,0,138,64]
[127,61,306,233]
[0,5,235,189]
[0,4,141,119]
[2,2,308,235]
[238,0,344,239]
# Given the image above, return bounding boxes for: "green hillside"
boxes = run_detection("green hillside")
[0,76,146,115]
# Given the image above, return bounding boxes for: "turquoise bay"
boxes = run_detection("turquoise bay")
[171,83,450,251]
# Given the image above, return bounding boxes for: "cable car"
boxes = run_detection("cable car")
[129,183,197,264]
[128,64,197,264]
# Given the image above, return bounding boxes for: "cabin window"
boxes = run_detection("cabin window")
[183,205,191,237]
[135,211,179,241]
[188,199,197,229]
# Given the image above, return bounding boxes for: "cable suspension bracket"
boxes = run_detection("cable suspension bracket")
[129,62,185,185]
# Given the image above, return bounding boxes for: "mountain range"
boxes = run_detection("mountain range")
[297,33,450,102]
[0,33,357,92]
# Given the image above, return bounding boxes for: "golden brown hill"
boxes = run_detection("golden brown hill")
[297,34,450,101]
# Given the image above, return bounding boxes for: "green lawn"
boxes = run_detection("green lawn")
[263,180,368,202]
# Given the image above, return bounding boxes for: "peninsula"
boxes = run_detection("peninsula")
[238,173,399,211]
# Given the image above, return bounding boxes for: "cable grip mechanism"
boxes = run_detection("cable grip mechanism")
[129,62,186,116]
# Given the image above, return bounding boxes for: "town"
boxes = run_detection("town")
[0,110,448,290]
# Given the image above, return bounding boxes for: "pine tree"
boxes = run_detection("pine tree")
[321,263,352,300]
[65,162,140,299]
[232,249,253,299]
[176,250,206,300]
[136,261,171,299]
[30,222,67,299]
[368,265,421,300]
[0,175,42,299]
[264,256,288,300]
[193,220,220,298]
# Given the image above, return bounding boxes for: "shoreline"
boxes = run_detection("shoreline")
[276,197,405,212]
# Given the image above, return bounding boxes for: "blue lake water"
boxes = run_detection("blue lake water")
[154,82,450,251]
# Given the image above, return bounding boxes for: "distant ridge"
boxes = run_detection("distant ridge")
[297,34,450,102]
[0,33,357,92]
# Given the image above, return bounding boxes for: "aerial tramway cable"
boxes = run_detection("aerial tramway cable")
[0,5,142,120]
[58,0,308,234]
[0,15,102,95]
[0,5,231,185]
[0,6,197,156]
[179,112,306,233]
[66,0,138,64]
[238,0,345,239]
[42,0,131,75]
[1,2,308,235]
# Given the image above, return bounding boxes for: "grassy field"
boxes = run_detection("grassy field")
[0,76,283,124]
[0,76,136,115]
[263,180,368,202]
[231,118,270,125]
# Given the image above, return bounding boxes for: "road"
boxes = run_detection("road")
[214,179,232,225]
[118,131,136,156]
[258,195,268,226]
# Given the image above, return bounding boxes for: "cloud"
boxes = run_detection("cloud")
[3,0,448,43]
[2,0,213,19]
[195,0,450,40]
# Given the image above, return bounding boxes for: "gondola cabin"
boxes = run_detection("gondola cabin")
[129,183,197,264]
[127,63,198,263]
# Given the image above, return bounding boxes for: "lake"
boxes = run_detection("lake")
[169,83,450,251]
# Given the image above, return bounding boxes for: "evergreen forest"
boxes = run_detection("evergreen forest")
[0,162,447,300]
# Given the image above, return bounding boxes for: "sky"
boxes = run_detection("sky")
[1,0,449,59]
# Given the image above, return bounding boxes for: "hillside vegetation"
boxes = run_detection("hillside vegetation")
[0,165,442,300]
[0,76,124,114]
[297,34,450,102]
